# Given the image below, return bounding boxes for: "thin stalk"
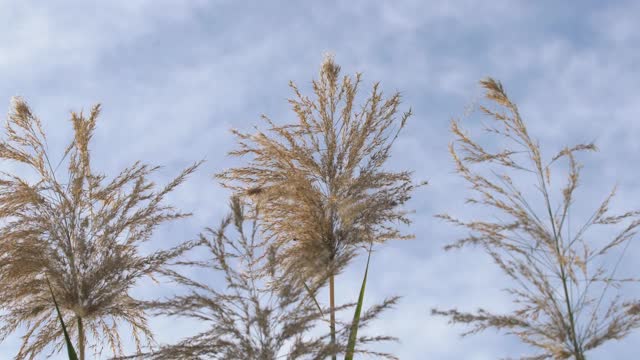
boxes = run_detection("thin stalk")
[540,173,583,359]
[77,316,85,360]
[329,273,336,360]
[303,281,325,318]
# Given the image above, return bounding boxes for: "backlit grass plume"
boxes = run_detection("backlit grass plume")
[132,196,399,360]
[216,54,424,356]
[432,78,640,359]
[0,98,201,359]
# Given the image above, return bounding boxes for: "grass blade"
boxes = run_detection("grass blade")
[344,245,372,360]
[46,277,79,360]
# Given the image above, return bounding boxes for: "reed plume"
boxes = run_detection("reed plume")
[0,98,201,359]
[432,78,640,359]
[216,54,424,356]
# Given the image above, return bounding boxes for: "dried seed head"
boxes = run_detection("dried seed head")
[434,78,640,359]
[0,98,201,359]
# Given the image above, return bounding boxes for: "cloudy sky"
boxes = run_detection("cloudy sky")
[1,0,640,359]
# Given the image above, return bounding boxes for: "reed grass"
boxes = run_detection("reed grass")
[216,54,424,358]
[433,78,640,359]
[3,55,638,360]
[123,196,398,359]
[0,98,201,359]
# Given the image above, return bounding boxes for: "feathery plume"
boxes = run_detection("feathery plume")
[433,78,640,359]
[216,55,424,357]
[0,98,201,359]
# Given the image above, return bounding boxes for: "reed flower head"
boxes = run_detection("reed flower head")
[216,55,424,284]
[0,98,201,359]
[432,78,640,359]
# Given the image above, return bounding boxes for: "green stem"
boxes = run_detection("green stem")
[541,176,583,359]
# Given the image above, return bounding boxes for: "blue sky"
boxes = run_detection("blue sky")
[1,1,640,358]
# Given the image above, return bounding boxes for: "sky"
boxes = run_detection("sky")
[1,0,640,358]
